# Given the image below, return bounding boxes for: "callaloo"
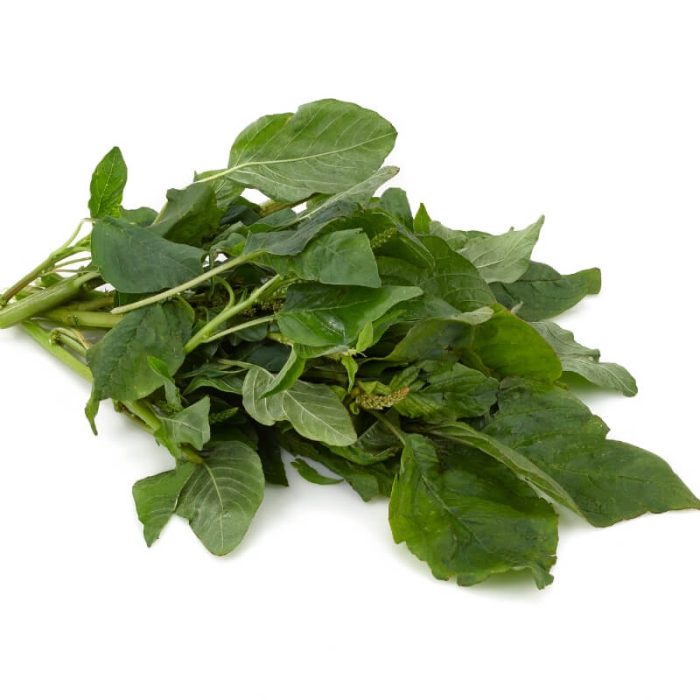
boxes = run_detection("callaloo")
[1,99,696,588]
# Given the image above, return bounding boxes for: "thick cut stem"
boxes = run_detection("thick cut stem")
[42,308,121,329]
[0,272,100,329]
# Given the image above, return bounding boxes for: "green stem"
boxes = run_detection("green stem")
[184,276,283,353]
[258,196,309,217]
[50,328,90,355]
[203,314,275,345]
[0,272,100,329]
[42,308,121,329]
[0,221,90,306]
[111,254,257,315]
[21,321,93,381]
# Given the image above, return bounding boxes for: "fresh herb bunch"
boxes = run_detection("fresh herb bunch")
[1,99,696,588]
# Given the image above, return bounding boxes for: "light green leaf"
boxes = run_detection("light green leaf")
[176,441,265,555]
[147,356,182,410]
[458,216,543,283]
[260,347,306,398]
[389,434,558,588]
[88,146,127,219]
[156,396,211,455]
[221,99,397,201]
[531,320,638,396]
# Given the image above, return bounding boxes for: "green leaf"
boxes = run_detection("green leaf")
[393,363,498,420]
[132,461,196,546]
[384,308,494,362]
[457,216,543,283]
[470,305,562,380]
[176,441,265,555]
[328,418,402,466]
[291,458,343,485]
[150,182,222,246]
[427,421,583,516]
[490,261,601,320]
[484,380,700,526]
[147,356,182,410]
[419,237,496,311]
[87,301,192,402]
[88,146,127,219]
[91,218,202,293]
[531,320,638,396]
[379,188,413,228]
[260,347,306,398]
[389,434,558,588]
[413,203,431,234]
[265,229,381,288]
[277,429,394,501]
[120,206,158,226]
[242,366,357,446]
[156,396,211,455]
[277,283,422,347]
[223,99,397,201]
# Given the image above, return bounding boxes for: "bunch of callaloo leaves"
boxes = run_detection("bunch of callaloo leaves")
[1,99,697,588]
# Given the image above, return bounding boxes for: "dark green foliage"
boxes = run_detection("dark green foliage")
[0,98,695,589]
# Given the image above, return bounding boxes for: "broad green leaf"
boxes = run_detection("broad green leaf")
[120,206,158,226]
[470,305,562,381]
[91,218,202,293]
[243,366,357,446]
[393,364,498,419]
[264,229,381,288]
[132,461,196,546]
[222,99,397,201]
[484,380,700,526]
[277,283,422,347]
[328,418,402,466]
[299,166,399,220]
[194,169,245,209]
[458,216,543,283]
[150,182,222,246]
[282,380,357,446]
[389,434,558,588]
[87,301,192,402]
[428,421,582,515]
[156,396,211,455]
[419,237,496,311]
[183,367,245,395]
[384,308,494,362]
[291,458,343,485]
[531,320,638,396]
[243,200,356,257]
[176,441,265,555]
[490,261,601,320]
[88,146,127,219]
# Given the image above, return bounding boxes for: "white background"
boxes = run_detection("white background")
[1,2,698,698]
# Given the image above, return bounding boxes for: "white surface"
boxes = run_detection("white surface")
[1,2,698,698]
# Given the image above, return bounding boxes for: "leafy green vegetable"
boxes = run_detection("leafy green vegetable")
[88,147,127,219]
[1,97,695,590]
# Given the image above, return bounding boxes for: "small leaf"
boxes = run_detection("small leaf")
[291,458,343,485]
[156,396,211,455]
[132,462,196,546]
[88,146,127,219]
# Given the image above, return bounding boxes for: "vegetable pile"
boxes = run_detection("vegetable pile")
[1,99,697,588]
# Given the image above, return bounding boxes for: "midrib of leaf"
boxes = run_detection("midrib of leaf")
[92,155,117,215]
[202,461,226,552]
[203,133,392,183]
